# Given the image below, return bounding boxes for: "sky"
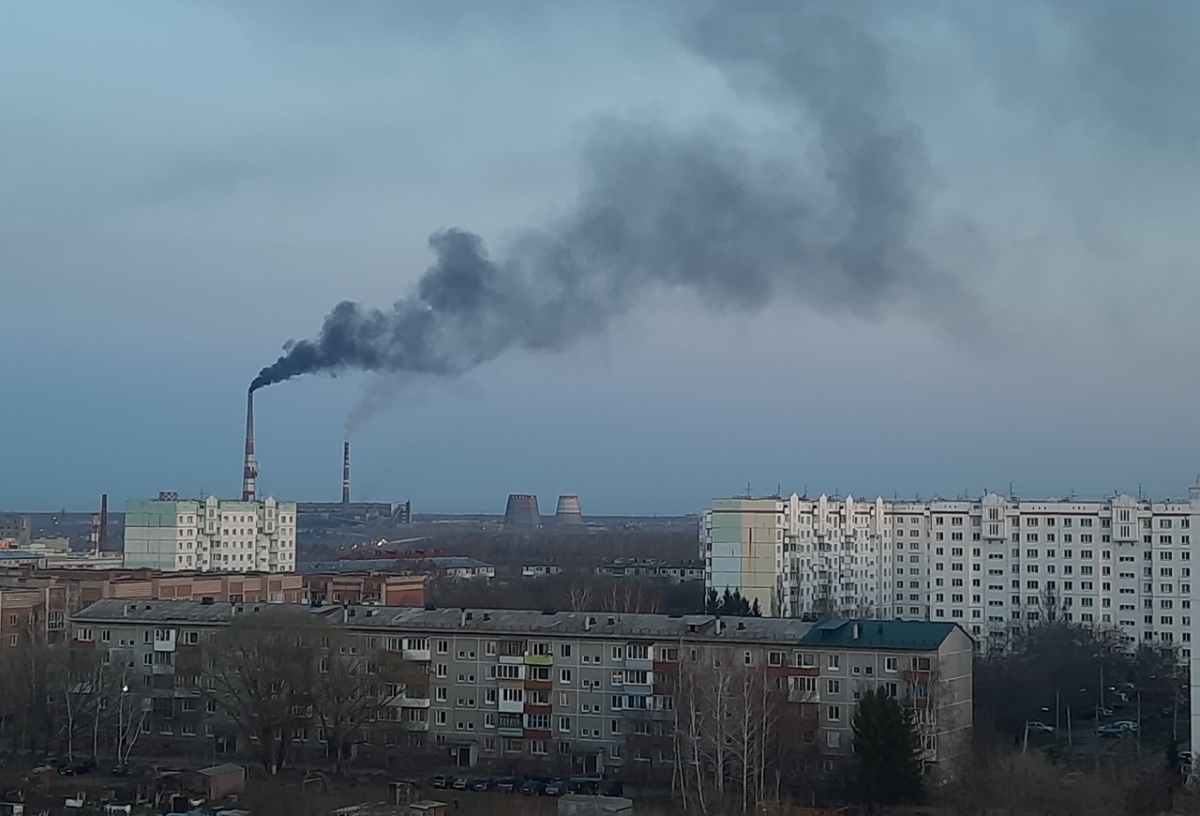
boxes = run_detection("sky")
[2,1,1199,515]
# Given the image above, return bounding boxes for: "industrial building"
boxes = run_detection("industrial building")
[0,514,31,547]
[69,601,972,783]
[702,479,1200,656]
[123,494,296,573]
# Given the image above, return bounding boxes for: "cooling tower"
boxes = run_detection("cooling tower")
[504,494,541,527]
[554,494,583,525]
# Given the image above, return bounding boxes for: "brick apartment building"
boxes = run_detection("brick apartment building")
[0,569,425,656]
[69,601,972,783]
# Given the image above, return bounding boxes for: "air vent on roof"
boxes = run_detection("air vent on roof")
[542,608,555,616]
[606,617,616,626]
[668,613,682,619]
[424,603,435,611]
[200,597,215,606]
[737,622,746,630]
[483,613,491,622]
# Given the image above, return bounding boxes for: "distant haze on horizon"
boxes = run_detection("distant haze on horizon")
[3,2,1199,515]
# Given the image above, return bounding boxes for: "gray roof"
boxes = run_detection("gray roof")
[197,764,244,777]
[70,600,953,650]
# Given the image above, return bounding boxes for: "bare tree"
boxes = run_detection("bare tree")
[672,646,782,814]
[311,623,405,773]
[202,608,319,774]
[0,621,67,754]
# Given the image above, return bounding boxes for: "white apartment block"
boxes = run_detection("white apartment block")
[703,479,1200,657]
[123,495,296,573]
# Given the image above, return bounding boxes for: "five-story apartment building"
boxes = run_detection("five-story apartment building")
[70,601,972,783]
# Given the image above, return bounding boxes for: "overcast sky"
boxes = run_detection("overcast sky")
[3,1,1199,515]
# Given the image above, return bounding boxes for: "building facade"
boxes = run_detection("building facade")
[123,496,296,573]
[703,486,1200,657]
[69,601,972,783]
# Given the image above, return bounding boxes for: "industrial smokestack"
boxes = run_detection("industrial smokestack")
[242,389,258,502]
[99,493,108,553]
[342,440,351,505]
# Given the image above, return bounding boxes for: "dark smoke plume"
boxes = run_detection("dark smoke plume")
[251,3,950,396]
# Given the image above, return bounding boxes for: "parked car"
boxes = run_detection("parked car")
[109,765,131,778]
[520,779,546,796]
[1097,721,1138,737]
[1097,707,1114,718]
[1024,721,1055,735]
[543,779,565,796]
[451,777,470,791]
[495,777,520,793]
[568,775,604,794]
[429,774,452,789]
[470,778,493,792]
[57,760,95,776]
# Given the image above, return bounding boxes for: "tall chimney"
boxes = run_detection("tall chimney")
[342,440,351,505]
[98,493,108,553]
[242,389,258,502]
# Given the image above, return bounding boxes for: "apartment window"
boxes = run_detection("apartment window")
[560,644,572,658]
[827,679,840,694]
[827,654,840,671]
[611,646,624,661]
[559,669,572,684]
[436,640,448,654]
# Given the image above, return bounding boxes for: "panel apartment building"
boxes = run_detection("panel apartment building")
[70,601,972,782]
[703,479,1200,655]
[123,496,296,573]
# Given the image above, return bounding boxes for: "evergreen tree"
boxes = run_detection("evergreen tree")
[852,689,924,807]
[705,588,720,615]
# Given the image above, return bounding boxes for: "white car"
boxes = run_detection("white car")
[1025,721,1055,734]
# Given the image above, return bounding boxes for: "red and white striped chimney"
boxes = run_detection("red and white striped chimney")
[342,440,351,505]
[242,389,258,502]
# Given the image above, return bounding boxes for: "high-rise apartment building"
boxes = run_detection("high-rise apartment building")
[703,483,1200,656]
[123,496,296,573]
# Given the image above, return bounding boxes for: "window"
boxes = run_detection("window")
[559,669,572,684]
[827,654,840,671]
[828,705,841,722]
[560,644,572,658]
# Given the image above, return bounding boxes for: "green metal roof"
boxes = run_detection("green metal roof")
[798,619,958,651]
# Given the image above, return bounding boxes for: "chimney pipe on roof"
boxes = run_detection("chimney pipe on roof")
[342,440,351,505]
[242,389,258,502]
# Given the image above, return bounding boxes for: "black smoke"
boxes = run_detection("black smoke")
[250,3,949,394]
